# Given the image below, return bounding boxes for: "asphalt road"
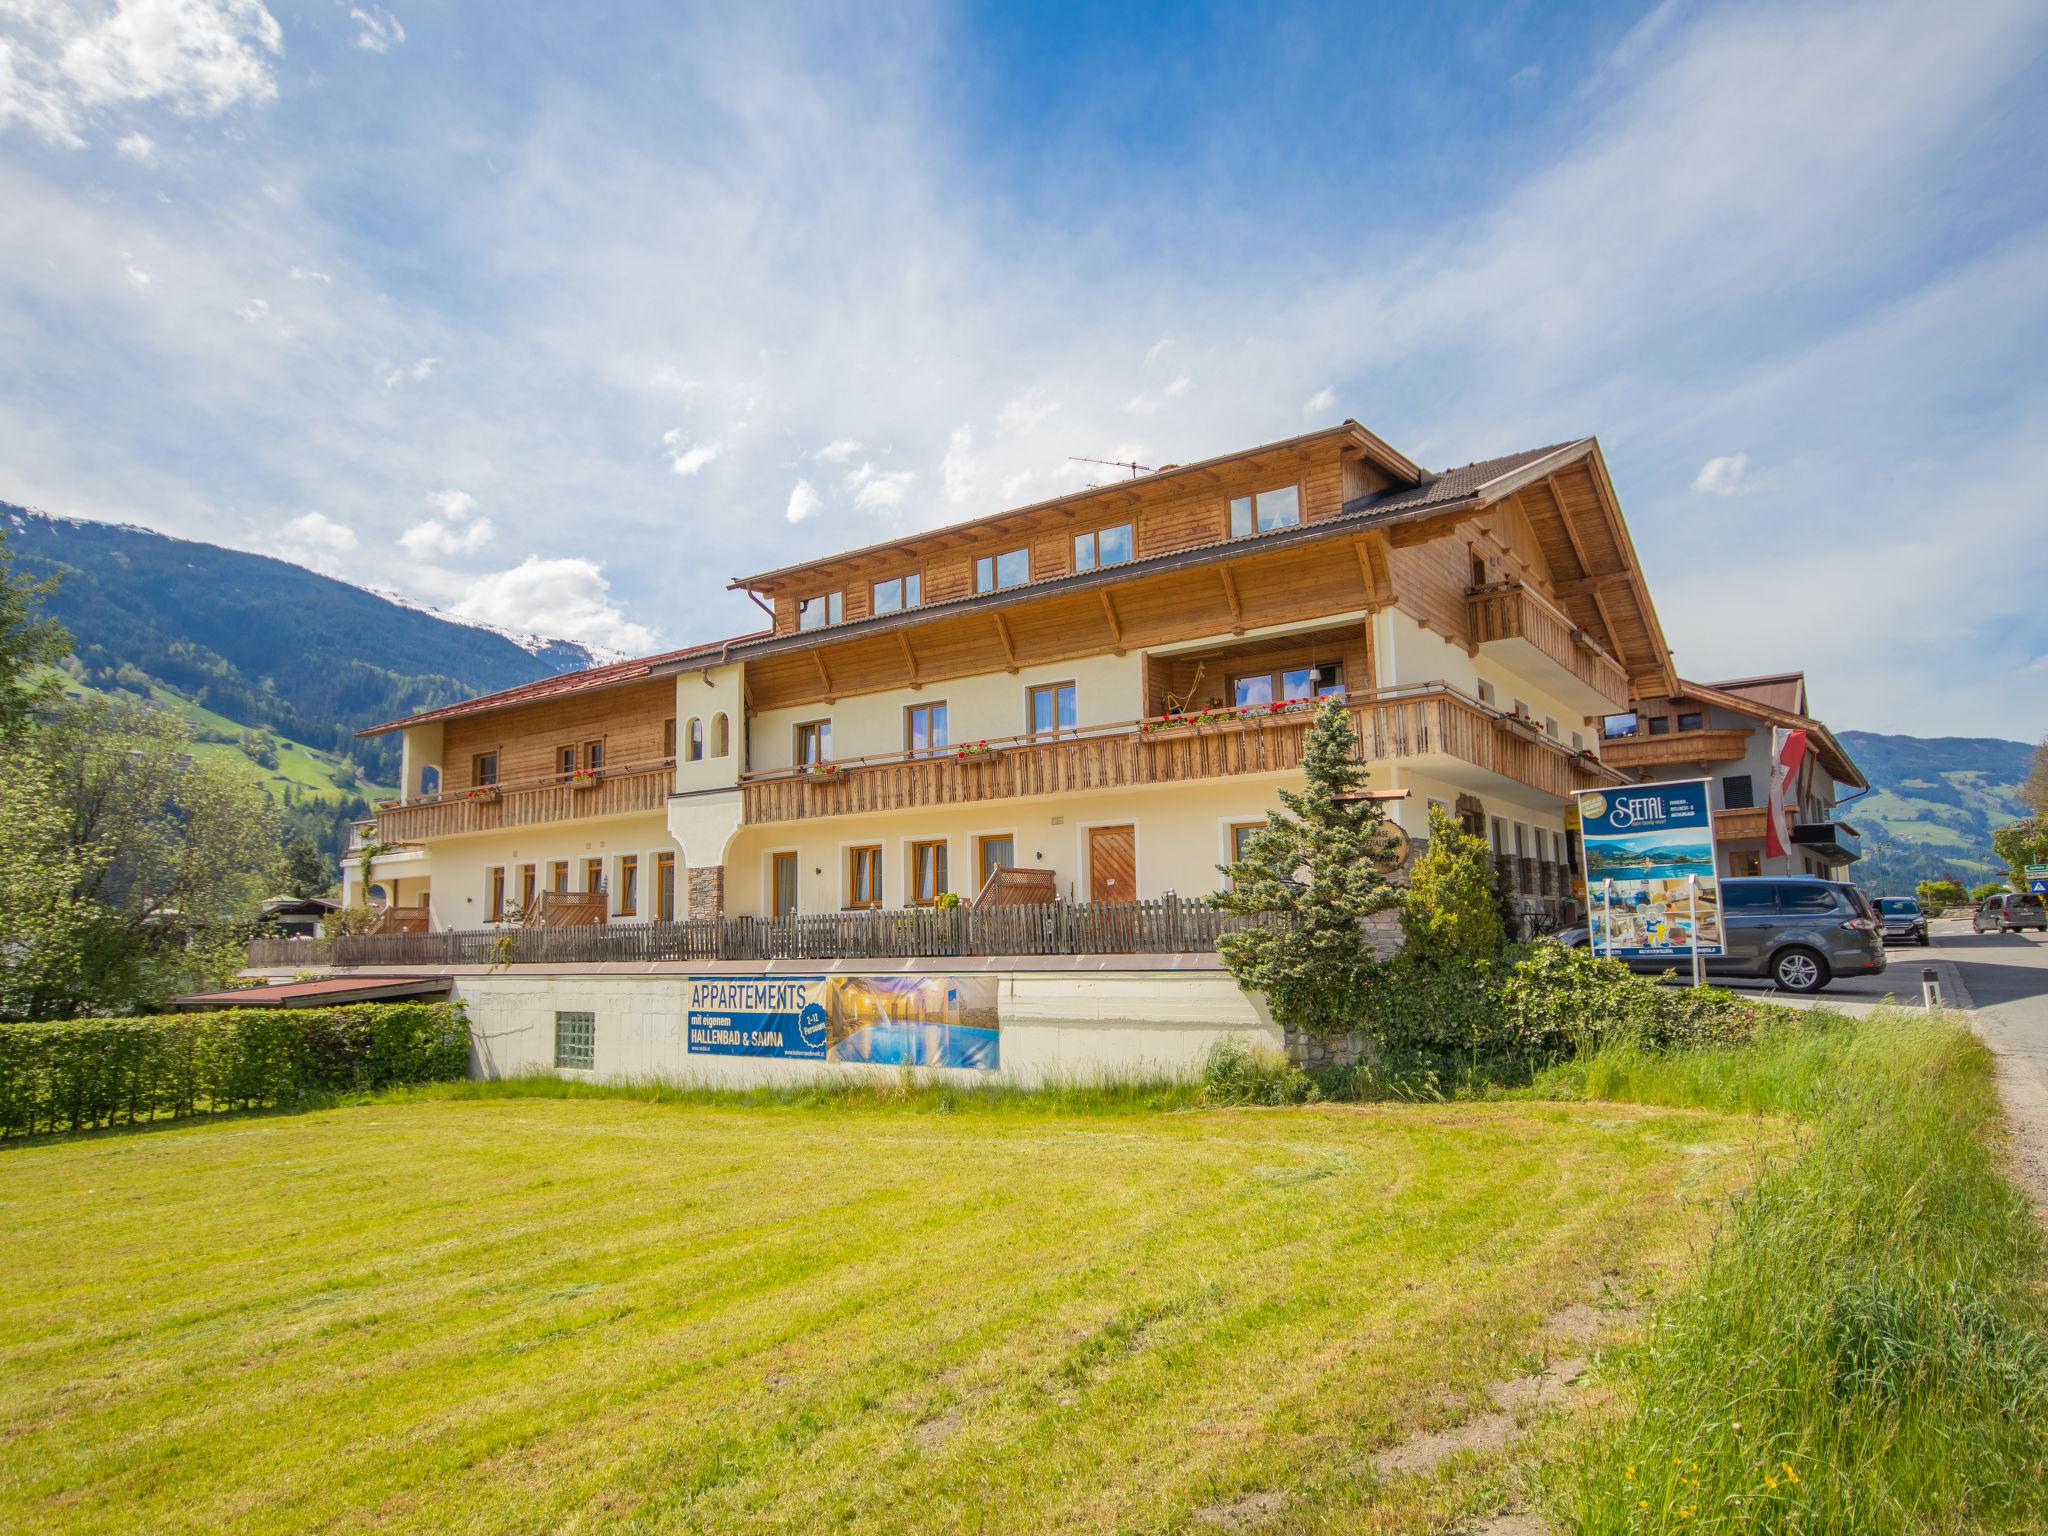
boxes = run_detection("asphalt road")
[1926,917,2048,1217]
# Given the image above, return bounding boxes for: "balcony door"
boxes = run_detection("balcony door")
[1088,825,1136,903]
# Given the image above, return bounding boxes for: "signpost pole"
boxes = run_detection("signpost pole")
[1688,872,1702,988]
[1602,878,1615,961]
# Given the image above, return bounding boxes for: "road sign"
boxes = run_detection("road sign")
[2026,864,2048,894]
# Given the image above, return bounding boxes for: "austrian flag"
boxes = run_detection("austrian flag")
[1763,726,1809,860]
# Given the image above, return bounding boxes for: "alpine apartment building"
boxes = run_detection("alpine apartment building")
[345,421,1678,930]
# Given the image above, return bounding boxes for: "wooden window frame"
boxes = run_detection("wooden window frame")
[797,591,843,631]
[583,856,604,893]
[1226,821,1262,889]
[1026,680,1077,739]
[973,547,1030,593]
[795,719,832,765]
[663,717,677,759]
[686,718,705,762]
[1229,660,1344,708]
[655,851,676,922]
[474,751,499,787]
[974,833,1016,893]
[1226,483,1303,540]
[557,744,577,776]
[871,571,923,615]
[548,859,570,893]
[846,845,883,910]
[585,739,604,769]
[1071,522,1133,573]
[904,700,948,757]
[616,853,639,917]
[711,713,729,758]
[770,850,800,917]
[1677,711,1704,732]
[518,863,538,913]
[908,839,949,905]
[487,866,507,923]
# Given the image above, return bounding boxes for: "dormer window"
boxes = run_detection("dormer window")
[1228,485,1301,539]
[1072,522,1133,572]
[975,548,1029,593]
[797,592,843,631]
[872,573,921,614]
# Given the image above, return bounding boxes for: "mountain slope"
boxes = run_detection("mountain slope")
[4,504,602,782]
[1837,730,2033,892]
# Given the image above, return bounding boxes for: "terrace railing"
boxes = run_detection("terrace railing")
[248,895,1287,970]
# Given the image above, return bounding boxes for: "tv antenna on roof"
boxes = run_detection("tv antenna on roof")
[1067,455,1154,479]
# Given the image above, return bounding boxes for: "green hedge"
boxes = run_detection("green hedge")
[0,1001,471,1138]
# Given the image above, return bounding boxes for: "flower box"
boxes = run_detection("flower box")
[953,741,1000,763]
[466,785,500,802]
[802,762,840,780]
[568,769,604,790]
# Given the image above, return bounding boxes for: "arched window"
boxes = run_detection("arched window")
[419,764,441,797]
[686,718,704,762]
[711,712,730,757]
[367,882,388,910]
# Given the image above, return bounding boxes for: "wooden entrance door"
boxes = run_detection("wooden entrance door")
[1088,825,1136,903]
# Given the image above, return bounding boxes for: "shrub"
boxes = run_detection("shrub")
[0,1001,470,1138]
[1915,876,1967,911]
[1970,881,2006,903]
[1401,803,1506,966]
[1198,1038,1319,1106]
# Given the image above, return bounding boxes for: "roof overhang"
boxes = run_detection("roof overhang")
[172,975,454,1009]
[1670,677,1866,788]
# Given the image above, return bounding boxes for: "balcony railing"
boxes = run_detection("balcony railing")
[1465,583,1630,710]
[1599,727,1751,771]
[741,685,1626,825]
[1713,806,1768,841]
[374,758,675,843]
[248,896,1285,969]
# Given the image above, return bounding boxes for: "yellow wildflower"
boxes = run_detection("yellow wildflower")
[1783,1462,1801,1485]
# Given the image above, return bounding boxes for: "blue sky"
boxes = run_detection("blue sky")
[2,0,2045,740]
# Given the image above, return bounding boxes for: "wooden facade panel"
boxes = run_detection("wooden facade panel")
[440,676,675,792]
[1387,531,1475,642]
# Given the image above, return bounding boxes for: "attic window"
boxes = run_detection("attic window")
[1228,485,1301,539]
[797,592,843,630]
[975,548,1029,593]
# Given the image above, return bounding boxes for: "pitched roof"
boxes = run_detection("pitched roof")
[1706,672,1807,715]
[1675,675,1864,789]
[356,632,767,737]
[1339,440,1591,522]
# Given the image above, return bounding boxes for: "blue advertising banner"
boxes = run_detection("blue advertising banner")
[1574,779,1724,958]
[687,975,1000,1070]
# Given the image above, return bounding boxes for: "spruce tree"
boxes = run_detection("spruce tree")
[1401,802,1506,967]
[1212,697,1405,1036]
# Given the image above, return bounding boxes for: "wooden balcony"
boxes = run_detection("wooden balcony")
[1714,806,1768,841]
[374,759,674,843]
[1466,583,1631,712]
[740,686,1627,825]
[1601,727,1751,772]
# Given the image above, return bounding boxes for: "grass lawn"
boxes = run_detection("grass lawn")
[0,1093,1765,1534]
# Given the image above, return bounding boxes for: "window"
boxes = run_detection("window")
[976,834,1015,892]
[1727,850,1763,878]
[1513,824,1528,858]
[663,717,677,759]
[1724,880,1773,910]
[905,701,948,756]
[1512,699,1531,721]
[1571,731,1584,752]
[583,856,604,893]
[686,718,704,762]
[1544,717,1559,740]
[771,852,799,916]
[1072,523,1133,572]
[1677,712,1703,732]
[655,851,675,922]
[1602,712,1638,738]
[585,740,604,769]
[1231,662,1344,707]
[1489,817,1505,854]
[847,845,883,908]
[419,764,441,796]
[1477,681,1498,708]
[1469,550,1489,587]
[975,548,1030,592]
[1228,485,1301,538]
[1028,681,1076,737]
[871,573,921,614]
[909,840,948,904]
[554,1011,595,1071]
[712,713,729,757]
[797,592,843,630]
[616,853,638,916]
[474,752,498,786]
[558,744,576,775]
[487,867,507,922]
[795,719,832,765]
[1779,882,1839,914]
[519,863,538,913]
[1646,716,1671,735]
[1723,774,1755,810]
[549,859,570,893]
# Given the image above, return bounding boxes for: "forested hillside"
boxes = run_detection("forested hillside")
[4,506,598,785]
[1837,730,2033,892]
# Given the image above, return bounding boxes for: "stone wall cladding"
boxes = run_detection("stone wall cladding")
[687,865,724,919]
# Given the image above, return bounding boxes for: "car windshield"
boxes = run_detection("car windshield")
[1878,899,1920,915]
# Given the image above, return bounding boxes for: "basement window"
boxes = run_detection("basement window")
[554,1011,596,1071]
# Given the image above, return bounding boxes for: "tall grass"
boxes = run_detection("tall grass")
[1548,1009,2048,1533]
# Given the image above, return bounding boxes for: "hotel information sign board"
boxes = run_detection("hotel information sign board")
[1574,780,1724,959]
[687,975,1000,1070]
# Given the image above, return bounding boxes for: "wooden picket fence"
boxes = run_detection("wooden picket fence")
[248,896,1286,970]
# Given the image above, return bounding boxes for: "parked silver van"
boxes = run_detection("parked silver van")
[1974,892,2047,934]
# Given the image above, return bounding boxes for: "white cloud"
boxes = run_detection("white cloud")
[0,0,283,148]
[427,488,476,519]
[1163,371,1192,399]
[399,514,494,558]
[1144,336,1174,365]
[348,4,404,53]
[1691,452,1753,496]
[381,356,439,388]
[2026,655,2048,676]
[452,556,657,653]
[271,509,355,556]
[662,428,720,476]
[1303,386,1335,415]
[1510,63,1543,89]
[288,264,330,284]
[813,437,861,462]
[647,364,699,395]
[999,468,1036,501]
[124,263,152,288]
[233,296,268,321]
[784,477,821,524]
[114,130,155,162]
[940,424,979,504]
[847,461,915,511]
[996,392,1057,435]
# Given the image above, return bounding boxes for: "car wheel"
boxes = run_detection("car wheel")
[1773,946,1829,994]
